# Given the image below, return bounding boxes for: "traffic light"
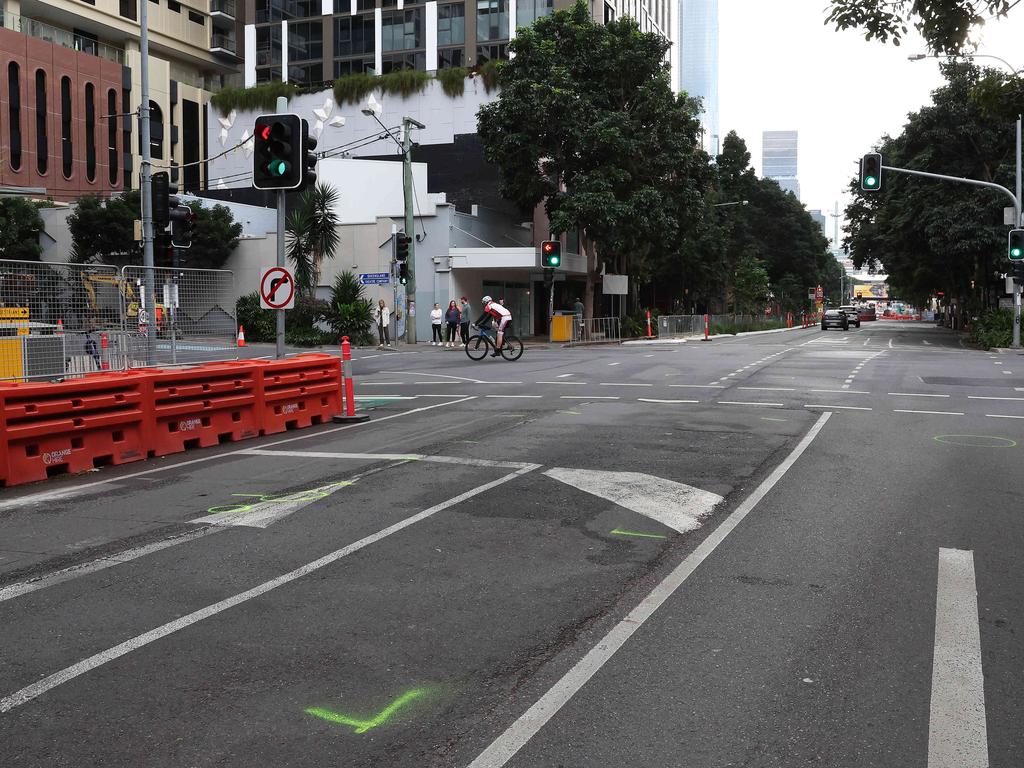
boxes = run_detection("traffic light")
[860,153,882,192]
[1009,229,1024,261]
[301,119,317,192]
[399,263,409,285]
[395,232,411,262]
[152,172,170,229]
[169,198,195,249]
[253,113,303,190]
[541,239,561,267]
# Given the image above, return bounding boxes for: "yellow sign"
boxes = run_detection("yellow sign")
[853,283,887,299]
[0,307,29,319]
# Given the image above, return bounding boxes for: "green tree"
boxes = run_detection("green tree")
[287,183,341,297]
[181,203,243,270]
[324,271,374,345]
[826,0,1017,54]
[0,198,45,261]
[68,192,140,264]
[733,255,771,314]
[477,0,709,319]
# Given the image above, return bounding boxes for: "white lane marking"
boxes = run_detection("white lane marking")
[717,401,784,407]
[607,362,621,366]
[644,354,655,358]
[542,468,723,534]
[994,362,1003,365]
[670,384,725,389]
[535,381,587,385]
[969,395,1024,401]
[738,387,795,392]
[392,370,486,383]
[0,397,479,513]
[888,339,894,348]
[559,395,620,400]
[190,478,357,528]
[468,413,831,768]
[0,465,540,714]
[811,389,870,394]
[242,449,531,469]
[637,398,699,404]
[486,394,543,399]
[599,382,653,387]
[357,382,406,385]
[864,338,871,346]
[888,393,951,398]
[893,409,964,416]
[923,340,932,346]
[928,548,988,768]
[986,413,1024,419]
[1002,371,1012,375]
[805,404,873,411]
[556,373,575,378]
[0,529,220,603]
[355,395,415,400]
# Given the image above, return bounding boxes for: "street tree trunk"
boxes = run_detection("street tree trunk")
[582,232,600,320]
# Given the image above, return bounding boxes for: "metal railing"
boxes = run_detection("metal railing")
[569,316,621,346]
[0,260,236,383]
[0,10,125,64]
[210,0,238,17]
[657,313,789,338]
[210,32,237,53]
[658,314,701,338]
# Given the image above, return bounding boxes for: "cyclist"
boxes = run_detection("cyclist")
[476,295,512,357]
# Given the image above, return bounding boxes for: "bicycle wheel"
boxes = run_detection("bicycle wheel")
[500,335,524,361]
[465,334,490,361]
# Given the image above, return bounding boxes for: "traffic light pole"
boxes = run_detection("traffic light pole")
[139,0,156,365]
[1015,116,1022,348]
[402,116,424,344]
[275,96,288,359]
[881,162,1022,348]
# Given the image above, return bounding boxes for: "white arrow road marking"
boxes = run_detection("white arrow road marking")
[542,468,723,534]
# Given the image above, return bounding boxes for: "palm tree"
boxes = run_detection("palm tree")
[286,182,341,298]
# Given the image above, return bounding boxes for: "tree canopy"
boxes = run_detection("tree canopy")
[0,197,45,262]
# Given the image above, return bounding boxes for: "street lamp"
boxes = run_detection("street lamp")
[713,200,748,208]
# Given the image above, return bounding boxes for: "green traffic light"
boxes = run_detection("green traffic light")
[1012,247,1022,258]
[865,176,877,187]
[270,159,287,176]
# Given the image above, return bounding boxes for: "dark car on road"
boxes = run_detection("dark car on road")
[839,305,862,328]
[821,308,849,331]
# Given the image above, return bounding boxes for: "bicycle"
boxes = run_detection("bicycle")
[465,324,524,361]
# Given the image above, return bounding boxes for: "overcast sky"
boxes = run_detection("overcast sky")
[718,0,1024,246]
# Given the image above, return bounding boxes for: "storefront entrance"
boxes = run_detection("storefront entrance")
[482,281,532,336]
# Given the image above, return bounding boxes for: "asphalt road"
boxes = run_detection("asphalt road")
[1,322,1021,767]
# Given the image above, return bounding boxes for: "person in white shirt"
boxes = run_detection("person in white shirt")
[477,295,512,357]
[373,299,391,348]
[430,303,443,345]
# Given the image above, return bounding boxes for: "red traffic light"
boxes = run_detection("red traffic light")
[258,124,272,141]
[542,242,554,254]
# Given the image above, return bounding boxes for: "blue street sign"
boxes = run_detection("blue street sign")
[359,273,390,285]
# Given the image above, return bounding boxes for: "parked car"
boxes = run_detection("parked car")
[821,308,849,331]
[838,305,862,328]
[858,305,877,322]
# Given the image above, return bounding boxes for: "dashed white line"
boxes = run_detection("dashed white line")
[805,404,872,411]
[559,396,619,400]
[486,394,543,399]
[968,395,1024,401]
[811,389,870,394]
[638,398,699,404]
[670,384,726,389]
[556,373,575,378]
[893,409,964,416]
[535,381,587,385]
[599,382,653,388]
[738,387,795,392]
[607,362,621,366]
[888,393,951,398]
[718,401,784,408]
[986,413,1024,419]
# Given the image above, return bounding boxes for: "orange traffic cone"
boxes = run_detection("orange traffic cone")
[237,325,246,347]
[56,318,64,336]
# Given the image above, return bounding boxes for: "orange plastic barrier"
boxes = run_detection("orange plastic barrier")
[0,373,148,487]
[148,362,263,457]
[258,354,343,435]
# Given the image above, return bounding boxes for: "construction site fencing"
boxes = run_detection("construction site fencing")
[0,260,236,383]
[657,314,790,338]
[569,316,621,346]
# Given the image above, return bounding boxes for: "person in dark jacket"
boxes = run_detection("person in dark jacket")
[444,300,461,347]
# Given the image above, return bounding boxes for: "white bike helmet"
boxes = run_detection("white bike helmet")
[482,295,492,303]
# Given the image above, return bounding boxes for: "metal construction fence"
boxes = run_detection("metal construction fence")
[569,316,621,346]
[657,314,790,339]
[0,259,236,383]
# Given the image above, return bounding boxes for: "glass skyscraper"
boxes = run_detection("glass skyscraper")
[677,0,719,156]
[762,130,800,199]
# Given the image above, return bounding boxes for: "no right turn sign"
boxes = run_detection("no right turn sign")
[260,266,295,310]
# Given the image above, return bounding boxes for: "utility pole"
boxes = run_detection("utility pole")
[1015,116,1022,348]
[830,202,843,302]
[138,0,155,364]
[402,116,424,344]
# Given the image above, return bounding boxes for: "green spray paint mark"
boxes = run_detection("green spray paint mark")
[206,481,353,514]
[305,688,427,733]
[610,527,668,540]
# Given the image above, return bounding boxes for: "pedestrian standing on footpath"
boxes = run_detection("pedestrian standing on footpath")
[373,299,391,348]
[459,297,472,344]
[430,303,444,345]
[573,297,585,340]
[444,300,461,347]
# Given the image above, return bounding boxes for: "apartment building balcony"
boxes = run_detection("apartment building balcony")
[209,0,236,28]
[210,31,238,57]
[0,9,125,65]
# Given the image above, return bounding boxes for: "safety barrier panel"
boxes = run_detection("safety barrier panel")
[0,353,345,488]
[569,317,621,346]
[0,373,148,486]
[258,354,343,435]
[148,362,262,456]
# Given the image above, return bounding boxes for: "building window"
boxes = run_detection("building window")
[289,0,320,16]
[288,62,324,83]
[515,0,551,29]
[256,68,282,82]
[85,83,96,182]
[334,15,375,56]
[333,57,374,77]
[381,52,425,72]
[35,69,47,175]
[603,2,614,23]
[168,1,180,11]
[288,20,324,62]
[256,25,282,67]
[437,3,465,45]
[437,46,464,68]
[149,101,163,160]
[256,0,291,22]
[80,0,97,6]
[476,42,506,62]
[107,89,118,185]
[119,0,137,20]
[188,10,204,24]
[381,8,424,52]
[476,0,507,41]
[61,76,73,179]
[7,63,21,172]
[74,28,100,56]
